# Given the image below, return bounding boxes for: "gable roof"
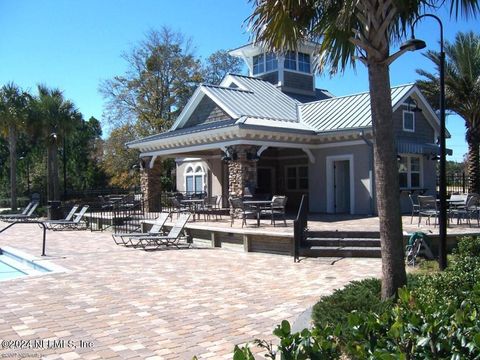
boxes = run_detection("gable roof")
[171,74,300,130]
[127,76,444,153]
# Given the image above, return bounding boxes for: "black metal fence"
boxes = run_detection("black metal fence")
[437,172,469,194]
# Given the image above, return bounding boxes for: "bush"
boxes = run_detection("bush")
[311,278,392,335]
[222,237,480,359]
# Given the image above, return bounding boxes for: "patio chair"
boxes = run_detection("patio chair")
[112,212,170,246]
[132,212,191,250]
[203,195,220,221]
[408,194,420,224]
[0,201,35,219]
[170,197,190,219]
[43,205,90,230]
[229,197,256,228]
[450,194,479,227]
[1,201,39,222]
[262,195,288,226]
[417,195,439,227]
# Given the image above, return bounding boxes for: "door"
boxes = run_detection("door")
[257,167,274,196]
[333,160,351,213]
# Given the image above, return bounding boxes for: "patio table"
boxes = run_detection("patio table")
[181,199,205,221]
[243,200,272,227]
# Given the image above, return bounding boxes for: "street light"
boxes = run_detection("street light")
[401,14,447,270]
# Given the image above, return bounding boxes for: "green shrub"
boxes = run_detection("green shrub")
[222,237,480,359]
[311,278,392,334]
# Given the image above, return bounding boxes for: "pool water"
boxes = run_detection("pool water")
[0,247,65,282]
[0,259,26,280]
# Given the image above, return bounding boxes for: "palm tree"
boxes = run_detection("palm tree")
[417,31,480,194]
[0,83,31,210]
[32,85,81,203]
[248,0,479,299]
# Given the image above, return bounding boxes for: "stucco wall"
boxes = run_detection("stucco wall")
[309,143,373,215]
[176,159,224,198]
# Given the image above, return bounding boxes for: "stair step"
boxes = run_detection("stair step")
[306,230,380,239]
[304,238,380,247]
[299,246,381,258]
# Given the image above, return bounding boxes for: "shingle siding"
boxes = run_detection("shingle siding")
[393,102,435,144]
[284,71,313,92]
[259,71,278,85]
[187,96,231,127]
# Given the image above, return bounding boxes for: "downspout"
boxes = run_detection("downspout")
[360,131,376,215]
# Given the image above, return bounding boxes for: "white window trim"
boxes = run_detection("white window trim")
[403,110,415,133]
[285,165,309,192]
[184,163,205,194]
[326,155,355,214]
[253,52,279,76]
[398,155,423,189]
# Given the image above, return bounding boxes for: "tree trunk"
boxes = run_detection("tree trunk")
[466,123,480,194]
[368,62,407,299]
[8,125,17,211]
[47,143,60,202]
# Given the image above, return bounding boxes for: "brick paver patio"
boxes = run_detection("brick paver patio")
[0,221,382,359]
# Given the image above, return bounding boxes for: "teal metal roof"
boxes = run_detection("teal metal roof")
[299,84,415,132]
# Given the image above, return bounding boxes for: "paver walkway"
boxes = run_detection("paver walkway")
[0,222,381,359]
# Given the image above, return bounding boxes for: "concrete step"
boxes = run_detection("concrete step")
[299,246,382,258]
[304,237,381,247]
[306,230,380,239]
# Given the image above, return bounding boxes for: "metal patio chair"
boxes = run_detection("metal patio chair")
[43,205,90,230]
[132,212,192,250]
[112,212,170,246]
[417,195,439,227]
[1,201,39,222]
[408,194,420,224]
[229,197,256,228]
[262,195,288,226]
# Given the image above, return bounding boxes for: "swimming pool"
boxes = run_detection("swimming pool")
[0,246,66,281]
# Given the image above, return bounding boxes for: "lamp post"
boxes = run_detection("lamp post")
[401,14,447,270]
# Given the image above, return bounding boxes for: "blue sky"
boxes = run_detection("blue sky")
[0,0,478,161]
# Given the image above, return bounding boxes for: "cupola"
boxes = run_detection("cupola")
[229,42,318,99]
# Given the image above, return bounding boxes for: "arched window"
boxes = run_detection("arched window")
[185,164,205,195]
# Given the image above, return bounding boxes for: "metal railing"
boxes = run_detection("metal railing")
[0,221,47,256]
[437,172,469,195]
[293,194,308,262]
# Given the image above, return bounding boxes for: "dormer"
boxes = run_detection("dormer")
[229,42,318,99]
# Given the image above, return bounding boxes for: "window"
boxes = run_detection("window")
[298,52,310,73]
[286,165,309,190]
[253,54,264,75]
[284,51,297,70]
[185,165,204,194]
[403,111,415,132]
[398,156,421,188]
[265,52,278,72]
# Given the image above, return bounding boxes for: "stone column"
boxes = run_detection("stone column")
[227,145,258,198]
[140,157,163,212]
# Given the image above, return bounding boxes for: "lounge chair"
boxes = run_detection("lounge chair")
[43,205,89,230]
[132,212,191,250]
[0,201,34,219]
[1,201,39,222]
[112,212,170,246]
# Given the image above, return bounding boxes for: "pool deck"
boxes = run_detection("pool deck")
[0,220,382,359]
